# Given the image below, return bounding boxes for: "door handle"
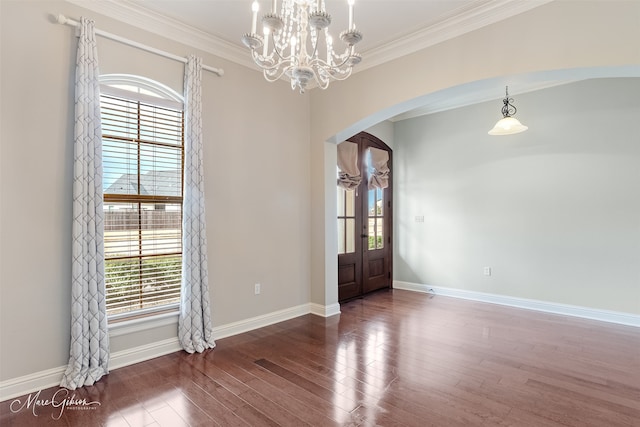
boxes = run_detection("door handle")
[361,234,368,238]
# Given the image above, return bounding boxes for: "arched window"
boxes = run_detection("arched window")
[100,75,184,320]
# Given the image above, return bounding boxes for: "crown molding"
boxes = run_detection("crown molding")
[64,0,254,69]
[359,0,555,73]
[65,0,553,76]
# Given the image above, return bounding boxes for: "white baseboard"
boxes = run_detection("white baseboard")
[0,366,67,404]
[393,280,640,327]
[0,302,339,402]
[212,304,311,340]
[109,337,182,371]
[309,302,341,317]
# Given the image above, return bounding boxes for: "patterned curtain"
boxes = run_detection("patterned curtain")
[61,17,110,390]
[178,55,216,353]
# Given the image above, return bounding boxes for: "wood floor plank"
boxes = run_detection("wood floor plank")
[236,387,311,427]
[254,358,360,412]
[2,290,639,426]
[226,354,357,423]
[241,376,342,427]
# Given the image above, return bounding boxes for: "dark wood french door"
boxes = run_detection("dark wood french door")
[337,132,392,302]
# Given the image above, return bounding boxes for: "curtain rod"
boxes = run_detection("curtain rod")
[54,14,224,77]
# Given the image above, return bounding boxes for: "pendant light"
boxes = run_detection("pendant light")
[488,86,528,135]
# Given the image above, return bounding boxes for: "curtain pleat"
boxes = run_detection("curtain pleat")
[61,16,110,390]
[368,147,390,190]
[337,141,361,191]
[178,55,216,353]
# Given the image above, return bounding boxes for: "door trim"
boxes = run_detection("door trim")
[337,132,392,302]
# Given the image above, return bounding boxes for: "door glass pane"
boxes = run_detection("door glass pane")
[368,189,376,215]
[376,188,384,249]
[338,219,345,254]
[337,187,346,217]
[345,189,355,216]
[346,219,355,253]
[367,187,385,250]
[368,218,376,250]
[338,186,356,254]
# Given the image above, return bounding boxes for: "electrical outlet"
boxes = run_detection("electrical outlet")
[483,267,492,276]
[254,283,261,295]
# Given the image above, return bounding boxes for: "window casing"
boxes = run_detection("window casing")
[100,75,184,320]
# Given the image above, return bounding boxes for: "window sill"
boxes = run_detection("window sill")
[108,310,179,338]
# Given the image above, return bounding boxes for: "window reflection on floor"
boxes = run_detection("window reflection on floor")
[334,339,358,423]
[106,388,189,427]
[334,322,391,424]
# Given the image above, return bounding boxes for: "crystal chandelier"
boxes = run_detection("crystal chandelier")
[242,0,363,93]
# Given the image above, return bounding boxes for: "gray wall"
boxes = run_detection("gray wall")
[1,0,639,387]
[0,0,310,382]
[393,78,640,314]
[308,0,640,312]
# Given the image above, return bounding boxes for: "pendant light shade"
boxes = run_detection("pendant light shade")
[488,116,528,135]
[488,86,528,135]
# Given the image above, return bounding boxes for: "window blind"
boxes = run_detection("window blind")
[101,93,184,318]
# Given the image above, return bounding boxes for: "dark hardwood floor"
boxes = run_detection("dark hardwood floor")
[2,289,639,426]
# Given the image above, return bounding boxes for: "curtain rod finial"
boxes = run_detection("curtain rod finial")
[54,14,67,25]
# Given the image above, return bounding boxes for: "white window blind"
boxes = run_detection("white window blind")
[101,89,184,319]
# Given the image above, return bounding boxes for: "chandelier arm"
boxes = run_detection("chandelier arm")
[308,58,348,75]
[250,49,271,68]
[316,77,330,90]
[270,40,291,65]
[251,48,291,72]
[329,45,356,69]
[309,29,322,62]
[310,64,330,89]
[308,57,331,69]
[307,55,353,81]
[328,67,353,82]
[262,29,289,65]
[263,67,289,83]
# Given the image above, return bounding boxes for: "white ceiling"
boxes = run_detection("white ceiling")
[68,0,552,70]
[66,0,617,120]
[126,0,482,54]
